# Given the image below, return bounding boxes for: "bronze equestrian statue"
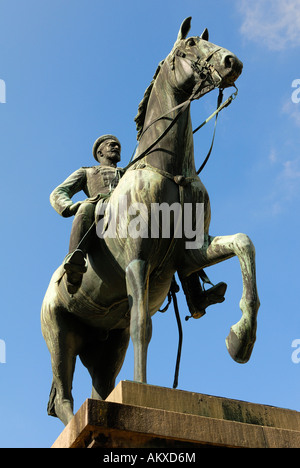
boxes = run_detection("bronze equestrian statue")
[41,17,260,426]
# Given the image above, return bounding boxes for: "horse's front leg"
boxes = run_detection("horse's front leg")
[126,259,152,383]
[203,233,260,363]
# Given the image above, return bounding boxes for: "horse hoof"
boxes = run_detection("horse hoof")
[225,326,255,364]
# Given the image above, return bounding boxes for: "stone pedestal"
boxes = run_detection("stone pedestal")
[52,381,300,448]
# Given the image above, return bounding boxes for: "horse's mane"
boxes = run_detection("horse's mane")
[134,60,164,140]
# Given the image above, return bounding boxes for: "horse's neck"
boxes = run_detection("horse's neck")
[136,67,197,177]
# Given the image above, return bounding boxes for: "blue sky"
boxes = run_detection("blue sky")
[0,0,300,448]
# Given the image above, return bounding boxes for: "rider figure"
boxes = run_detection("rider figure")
[50,134,226,313]
[50,134,123,294]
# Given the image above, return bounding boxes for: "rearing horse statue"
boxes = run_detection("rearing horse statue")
[41,17,260,426]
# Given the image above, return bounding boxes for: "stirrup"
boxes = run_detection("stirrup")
[64,249,87,274]
[63,250,87,295]
[201,282,227,307]
[66,278,83,295]
[185,282,227,321]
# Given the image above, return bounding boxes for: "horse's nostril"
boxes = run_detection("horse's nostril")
[223,55,235,69]
[221,54,243,79]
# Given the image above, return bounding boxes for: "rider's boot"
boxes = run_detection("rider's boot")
[179,272,227,319]
[64,249,88,294]
[64,203,94,294]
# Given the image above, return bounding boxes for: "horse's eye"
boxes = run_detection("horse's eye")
[186,38,196,47]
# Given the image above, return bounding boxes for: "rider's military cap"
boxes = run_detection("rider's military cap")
[92,135,121,161]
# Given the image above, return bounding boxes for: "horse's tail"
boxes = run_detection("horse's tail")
[47,380,57,417]
[41,267,64,419]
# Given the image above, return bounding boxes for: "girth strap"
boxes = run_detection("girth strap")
[132,161,199,187]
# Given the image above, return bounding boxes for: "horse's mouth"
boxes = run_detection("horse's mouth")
[219,58,243,88]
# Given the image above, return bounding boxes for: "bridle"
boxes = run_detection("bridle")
[173,45,223,98]
[124,43,238,174]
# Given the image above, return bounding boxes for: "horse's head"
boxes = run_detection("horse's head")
[168,17,243,98]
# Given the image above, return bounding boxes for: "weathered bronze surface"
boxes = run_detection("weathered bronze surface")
[41,17,259,426]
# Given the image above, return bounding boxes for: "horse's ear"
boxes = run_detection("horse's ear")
[200,28,209,41]
[177,17,192,41]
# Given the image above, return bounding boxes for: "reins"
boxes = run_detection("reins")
[124,96,193,172]
[158,275,182,389]
[123,44,238,175]
[124,85,238,175]
[195,85,238,174]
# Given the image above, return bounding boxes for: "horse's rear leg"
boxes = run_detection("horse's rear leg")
[203,233,260,363]
[41,304,83,426]
[79,327,130,400]
[126,259,152,383]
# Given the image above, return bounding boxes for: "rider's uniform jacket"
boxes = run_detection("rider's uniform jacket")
[50,165,124,217]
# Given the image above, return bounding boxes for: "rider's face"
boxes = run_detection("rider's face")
[97,139,121,165]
